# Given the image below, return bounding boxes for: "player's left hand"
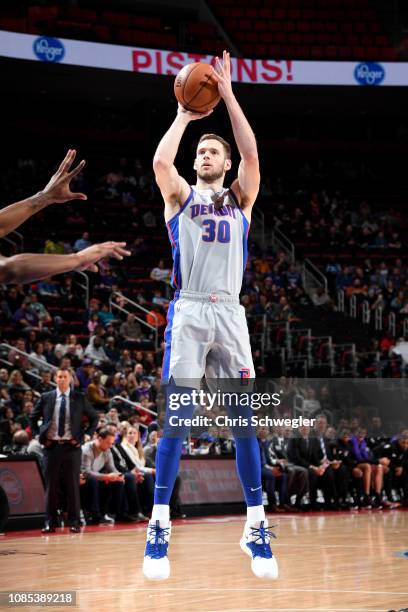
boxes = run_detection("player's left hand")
[212,50,233,101]
[41,149,87,204]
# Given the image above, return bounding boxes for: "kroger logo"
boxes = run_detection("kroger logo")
[33,36,65,63]
[354,62,385,86]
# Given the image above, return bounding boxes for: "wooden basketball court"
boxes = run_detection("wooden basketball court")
[1,510,407,612]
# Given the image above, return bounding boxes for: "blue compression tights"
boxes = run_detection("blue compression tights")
[154,393,262,507]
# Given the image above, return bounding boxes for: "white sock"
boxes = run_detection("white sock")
[151,504,170,525]
[246,505,266,525]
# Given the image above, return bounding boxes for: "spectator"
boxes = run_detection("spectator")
[29,294,52,326]
[15,400,34,429]
[311,288,334,310]
[6,286,24,314]
[76,360,95,390]
[80,428,131,524]
[288,425,337,510]
[117,423,154,514]
[84,336,109,367]
[380,432,408,507]
[44,236,65,254]
[8,338,30,370]
[108,425,147,522]
[98,304,116,327]
[150,259,171,283]
[119,314,142,343]
[7,369,30,390]
[350,428,389,508]
[146,305,166,330]
[37,277,60,298]
[87,373,110,409]
[390,337,408,372]
[107,407,121,426]
[143,209,157,228]
[13,298,41,332]
[87,313,100,335]
[30,342,48,367]
[3,429,31,455]
[258,426,289,512]
[105,336,120,364]
[74,231,91,252]
[269,429,308,510]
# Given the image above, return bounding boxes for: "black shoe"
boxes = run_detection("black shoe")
[170,511,187,519]
[41,526,56,534]
[267,504,286,513]
[87,514,101,525]
[371,495,381,509]
[381,499,393,510]
[116,513,138,523]
[359,495,372,509]
[70,525,81,533]
[282,504,299,512]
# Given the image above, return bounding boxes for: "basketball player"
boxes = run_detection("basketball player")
[143,51,278,580]
[0,149,130,283]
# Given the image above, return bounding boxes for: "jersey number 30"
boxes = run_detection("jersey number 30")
[202,219,230,243]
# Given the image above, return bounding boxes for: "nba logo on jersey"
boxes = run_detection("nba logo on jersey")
[239,368,251,385]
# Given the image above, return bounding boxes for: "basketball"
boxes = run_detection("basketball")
[174,62,221,113]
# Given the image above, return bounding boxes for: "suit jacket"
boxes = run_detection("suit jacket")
[287,436,324,469]
[115,443,137,471]
[30,389,98,445]
[270,436,291,461]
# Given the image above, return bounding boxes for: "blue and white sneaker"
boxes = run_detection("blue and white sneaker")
[142,520,171,580]
[240,519,278,579]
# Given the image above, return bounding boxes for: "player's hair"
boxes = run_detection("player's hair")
[197,133,231,159]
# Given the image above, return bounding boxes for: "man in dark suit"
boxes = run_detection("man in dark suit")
[269,429,309,510]
[287,425,337,509]
[30,368,98,533]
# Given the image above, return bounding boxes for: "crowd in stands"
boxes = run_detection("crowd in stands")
[256,416,408,512]
[272,188,408,303]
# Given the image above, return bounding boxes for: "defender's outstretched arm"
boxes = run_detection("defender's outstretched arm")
[0,241,130,284]
[0,149,87,238]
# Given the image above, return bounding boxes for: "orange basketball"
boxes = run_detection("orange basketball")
[174,62,221,113]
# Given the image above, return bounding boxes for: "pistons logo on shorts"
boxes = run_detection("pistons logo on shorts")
[239,368,251,385]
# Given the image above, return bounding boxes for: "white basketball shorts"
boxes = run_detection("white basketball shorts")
[162,289,255,383]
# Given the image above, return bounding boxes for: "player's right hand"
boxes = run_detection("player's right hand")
[76,241,131,273]
[177,103,213,121]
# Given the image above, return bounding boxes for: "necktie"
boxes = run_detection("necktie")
[58,394,67,438]
[320,437,327,459]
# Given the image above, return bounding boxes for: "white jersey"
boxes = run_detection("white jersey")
[166,186,250,297]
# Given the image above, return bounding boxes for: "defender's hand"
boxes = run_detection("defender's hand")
[41,149,87,204]
[76,241,131,273]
